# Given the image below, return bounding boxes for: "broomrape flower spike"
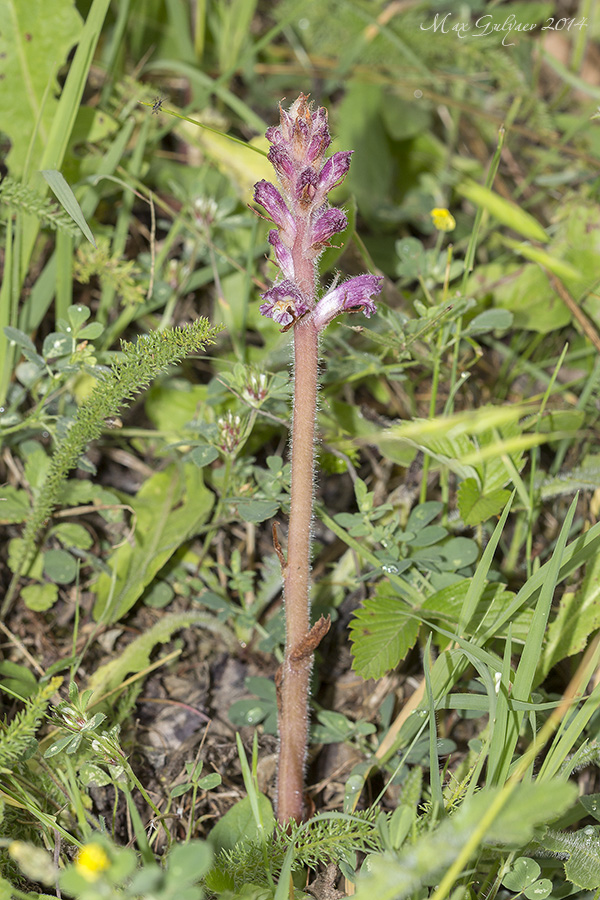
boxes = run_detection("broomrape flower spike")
[254,93,383,332]
[253,94,382,825]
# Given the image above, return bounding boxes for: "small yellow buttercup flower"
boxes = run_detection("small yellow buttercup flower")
[75,843,111,882]
[430,208,456,232]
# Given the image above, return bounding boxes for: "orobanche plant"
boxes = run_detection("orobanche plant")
[252,93,382,824]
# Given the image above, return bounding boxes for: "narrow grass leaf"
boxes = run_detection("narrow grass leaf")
[42,170,96,246]
[457,180,548,243]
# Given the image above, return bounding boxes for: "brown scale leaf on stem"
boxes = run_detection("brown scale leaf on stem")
[289,616,331,662]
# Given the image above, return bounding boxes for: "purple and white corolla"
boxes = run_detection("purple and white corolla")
[253,94,382,332]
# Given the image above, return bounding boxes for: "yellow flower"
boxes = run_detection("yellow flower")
[430,208,456,232]
[75,843,111,881]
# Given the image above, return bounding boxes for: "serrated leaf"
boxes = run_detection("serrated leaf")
[350,583,419,679]
[564,829,600,889]
[0,486,31,523]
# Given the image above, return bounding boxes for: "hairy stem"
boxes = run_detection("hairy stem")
[278,315,319,824]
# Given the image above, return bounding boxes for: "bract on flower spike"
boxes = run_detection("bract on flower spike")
[253,94,382,825]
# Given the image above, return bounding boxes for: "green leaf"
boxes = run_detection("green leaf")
[0,486,31,523]
[21,582,59,612]
[41,170,96,245]
[458,477,512,526]
[79,762,111,787]
[350,583,420,679]
[457,180,548,243]
[87,610,234,697]
[564,828,600,889]
[233,499,280,523]
[207,794,275,854]
[502,857,541,891]
[198,773,222,791]
[166,841,212,885]
[486,781,577,846]
[0,0,83,176]
[190,445,220,468]
[524,880,552,899]
[51,522,93,550]
[43,549,77,584]
[0,661,39,698]
[464,309,513,335]
[92,463,214,622]
[540,551,600,679]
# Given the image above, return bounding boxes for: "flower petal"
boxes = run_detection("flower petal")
[268,230,294,279]
[317,151,353,194]
[312,274,383,331]
[253,181,296,239]
[311,208,348,245]
[260,280,310,326]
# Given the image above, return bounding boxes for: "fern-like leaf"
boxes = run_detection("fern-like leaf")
[0,677,62,769]
[0,177,81,237]
[3,320,222,615]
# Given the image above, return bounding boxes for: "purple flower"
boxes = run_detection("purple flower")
[317,152,353,194]
[253,181,296,243]
[260,280,310,327]
[268,230,294,279]
[267,145,296,185]
[311,274,383,331]
[311,208,348,246]
[254,94,380,334]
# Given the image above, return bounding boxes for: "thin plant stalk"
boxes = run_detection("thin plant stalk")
[252,95,382,822]
[278,317,319,823]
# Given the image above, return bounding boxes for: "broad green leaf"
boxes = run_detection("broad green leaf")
[43,549,77,584]
[41,170,96,245]
[422,580,531,644]
[0,486,30,523]
[539,551,600,679]
[458,477,511,526]
[352,783,575,900]
[350,583,420,679]
[540,826,600,889]
[382,407,528,492]
[464,309,513,335]
[502,857,541,891]
[166,841,212,885]
[21,582,59,612]
[92,463,213,622]
[457,180,548,243]
[0,0,82,176]
[145,381,209,433]
[232,498,280,523]
[524,879,552,899]
[207,794,275,854]
[501,236,582,282]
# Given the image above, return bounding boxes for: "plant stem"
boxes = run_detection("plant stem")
[277,315,319,824]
